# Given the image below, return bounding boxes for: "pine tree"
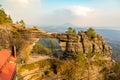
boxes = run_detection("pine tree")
[0,8,12,24]
[6,15,12,23]
[19,19,25,26]
[86,28,96,40]
[73,28,76,35]
[0,9,7,23]
[66,27,77,36]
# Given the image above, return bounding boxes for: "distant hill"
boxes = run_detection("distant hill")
[38,24,120,41]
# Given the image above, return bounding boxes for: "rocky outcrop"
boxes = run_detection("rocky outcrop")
[0,23,112,58]
[17,29,115,80]
[55,31,112,57]
[0,24,48,49]
[0,25,12,49]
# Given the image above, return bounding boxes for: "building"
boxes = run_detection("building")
[0,50,16,80]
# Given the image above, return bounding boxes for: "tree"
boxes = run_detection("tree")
[19,19,25,27]
[66,27,73,34]
[33,26,38,30]
[66,27,77,36]
[86,28,96,40]
[0,9,7,23]
[16,21,19,24]
[73,28,76,35]
[0,8,12,24]
[33,26,37,29]
[6,15,12,23]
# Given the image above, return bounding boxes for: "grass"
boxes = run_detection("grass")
[17,59,62,74]
[17,51,113,80]
[17,58,87,80]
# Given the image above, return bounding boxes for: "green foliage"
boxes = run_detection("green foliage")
[75,51,85,66]
[0,9,7,23]
[18,59,85,80]
[113,63,120,73]
[33,43,51,55]
[16,19,26,28]
[87,52,93,59]
[44,70,49,75]
[96,60,105,66]
[67,27,73,33]
[19,19,25,26]
[6,15,12,23]
[18,59,62,74]
[73,28,76,34]
[94,53,105,66]
[104,63,120,80]
[86,27,96,40]
[0,9,12,24]
[33,26,38,29]
[107,75,120,80]
[66,27,77,36]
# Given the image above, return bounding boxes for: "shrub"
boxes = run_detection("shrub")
[75,51,86,66]
[113,63,120,73]
[104,63,120,80]
[33,43,51,55]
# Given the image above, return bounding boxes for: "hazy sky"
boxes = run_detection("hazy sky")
[0,0,120,28]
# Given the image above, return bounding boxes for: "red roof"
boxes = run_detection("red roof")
[0,50,11,69]
[0,50,16,80]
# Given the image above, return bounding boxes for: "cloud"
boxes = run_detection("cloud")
[6,0,30,8]
[36,6,95,26]
[1,0,120,27]
[67,6,94,16]
[2,0,42,24]
[8,0,30,5]
[45,5,118,27]
[53,6,95,17]
[6,0,42,8]
[18,0,29,4]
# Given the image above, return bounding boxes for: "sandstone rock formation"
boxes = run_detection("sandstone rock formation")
[0,23,112,59]
[0,25,12,49]
[55,30,112,58]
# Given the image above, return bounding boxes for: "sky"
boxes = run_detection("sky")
[0,0,120,29]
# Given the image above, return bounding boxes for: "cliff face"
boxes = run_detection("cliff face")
[17,28,117,80]
[0,23,115,80]
[56,31,112,57]
[0,24,47,50]
[0,24,112,59]
[49,30,114,80]
[0,24,13,49]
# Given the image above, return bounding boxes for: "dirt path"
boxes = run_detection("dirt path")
[27,38,51,63]
[27,55,50,64]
